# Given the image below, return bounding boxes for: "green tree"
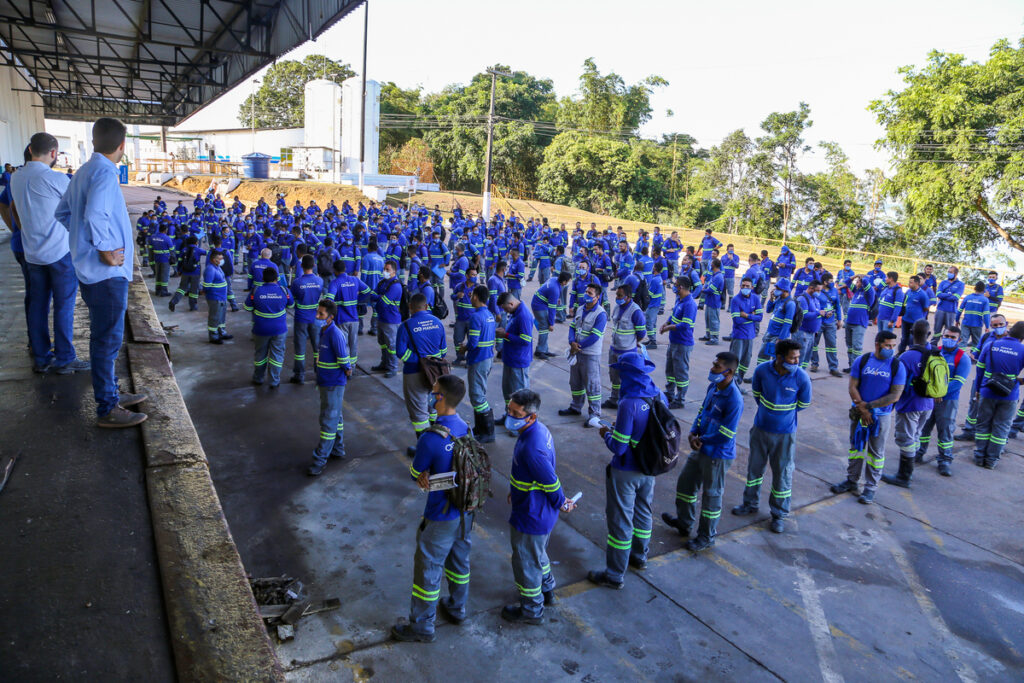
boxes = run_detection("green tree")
[757,102,813,241]
[420,65,556,194]
[870,38,1024,259]
[796,142,866,248]
[536,132,668,220]
[378,82,422,172]
[556,58,667,135]
[238,56,355,128]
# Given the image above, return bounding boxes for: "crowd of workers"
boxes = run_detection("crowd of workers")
[2,117,1021,642]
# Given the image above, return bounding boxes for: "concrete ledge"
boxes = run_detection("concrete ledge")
[124,265,283,681]
[146,463,282,682]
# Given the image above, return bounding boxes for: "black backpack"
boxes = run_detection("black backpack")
[317,250,334,277]
[394,280,412,321]
[635,397,682,476]
[789,297,804,333]
[268,242,284,266]
[634,278,651,310]
[179,246,198,273]
[431,294,449,320]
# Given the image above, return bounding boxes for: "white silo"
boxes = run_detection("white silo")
[342,77,380,177]
[303,78,342,169]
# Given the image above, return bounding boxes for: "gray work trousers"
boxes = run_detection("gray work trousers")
[253,334,286,386]
[847,412,892,492]
[974,397,1015,465]
[664,343,692,401]
[468,357,493,414]
[742,426,796,519]
[917,398,958,463]
[845,324,866,367]
[408,515,473,636]
[292,321,319,379]
[933,309,957,337]
[337,320,360,364]
[206,299,226,340]
[605,466,654,584]
[569,353,602,417]
[729,337,753,379]
[501,365,530,409]
[403,371,434,433]
[377,321,399,371]
[313,384,346,464]
[510,527,555,619]
[894,410,932,467]
[170,273,200,308]
[674,452,730,540]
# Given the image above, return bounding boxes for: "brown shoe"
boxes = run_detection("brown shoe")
[97,406,148,428]
[118,391,149,408]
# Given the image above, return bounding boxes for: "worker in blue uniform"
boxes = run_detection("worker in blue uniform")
[244,266,294,388]
[501,388,575,624]
[662,351,743,551]
[201,250,230,343]
[589,351,667,587]
[307,300,352,477]
[461,284,497,443]
[731,339,811,534]
[393,375,473,643]
[288,254,324,384]
[915,326,971,476]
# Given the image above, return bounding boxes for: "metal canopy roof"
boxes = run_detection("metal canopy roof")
[1,0,364,126]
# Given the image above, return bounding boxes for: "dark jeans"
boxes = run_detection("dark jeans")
[27,253,79,367]
[79,277,129,417]
[14,250,31,343]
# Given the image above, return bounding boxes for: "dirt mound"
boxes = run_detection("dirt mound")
[162,177,370,211]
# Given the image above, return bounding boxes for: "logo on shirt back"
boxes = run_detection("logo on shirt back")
[862,366,891,378]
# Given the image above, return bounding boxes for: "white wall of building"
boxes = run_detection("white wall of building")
[342,78,379,176]
[169,128,304,163]
[0,65,45,169]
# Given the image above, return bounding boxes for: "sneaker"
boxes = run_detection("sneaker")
[307,462,326,476]
[500,604,543,625]
[829,370,843,378]
[97,406,147,429]
[829,479,858,495]
[558,407,582,416]
[32,361,53,374]
[52,359,91,374]
[731,503,758,516]
[118,392,148,408]
[289,376,304,385]
[629,556,648,570]
[668,400,685,410]
[953,432,974,442]
[937,462,952,477]
[857,489,875,505]
[585,416,602,428]
[661,512,691,537]
[685,536,715,552]
[586,570,624,590]
[391,623,435,643]
[769,518,785,534]
[601,399,618,410]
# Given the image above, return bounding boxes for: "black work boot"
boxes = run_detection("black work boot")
[482,410,496,443]
[881,455,914,488]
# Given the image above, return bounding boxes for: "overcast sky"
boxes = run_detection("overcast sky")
[47,0,995,176]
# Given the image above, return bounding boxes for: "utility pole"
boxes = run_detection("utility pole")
[482,68,511,221]
[250,79,258,154]
[358,0,368,191]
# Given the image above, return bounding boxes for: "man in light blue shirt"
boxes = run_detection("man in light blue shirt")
[10,133,89,375]
[55,118,147,428]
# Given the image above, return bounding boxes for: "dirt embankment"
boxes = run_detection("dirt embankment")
[162,177,369,210]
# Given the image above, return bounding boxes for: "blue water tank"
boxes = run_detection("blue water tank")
[241,153,271,179]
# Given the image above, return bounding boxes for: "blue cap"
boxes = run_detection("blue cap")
[775,279,792,292]
[781,245,789,252]
[610,351,656,375]
[874,259,883,264]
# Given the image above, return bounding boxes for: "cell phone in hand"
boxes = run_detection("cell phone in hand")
[598,419,614,430]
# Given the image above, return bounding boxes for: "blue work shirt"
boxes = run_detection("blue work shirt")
[410,415,469,522]
[752,362,812,434]
[690,380,744,460]
[977,337,1024,401]
[851,353,907,415]
[289,272,324,324]
[396,311,448,374]
[55,153,134,284]
[466,305,496,363]
[509,420,565,535]
[316,320,352,387]
[902,288,930,324]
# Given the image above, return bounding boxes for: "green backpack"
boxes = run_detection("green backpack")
[909,345,950,398]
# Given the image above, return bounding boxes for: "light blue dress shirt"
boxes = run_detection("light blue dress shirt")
[55,153,134,284]
[9,161,71,266]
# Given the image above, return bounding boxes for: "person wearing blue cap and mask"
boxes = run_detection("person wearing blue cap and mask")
[954,314,1006,441]
[844,275,875,372]
[732,339,812,533]
[830,330,906,504]
[588,351,666,588]
[915,326,971,476]
[756,279,797,366]
[662,351,743,551]
[776,245,796,281]
[969,320,1024,469]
